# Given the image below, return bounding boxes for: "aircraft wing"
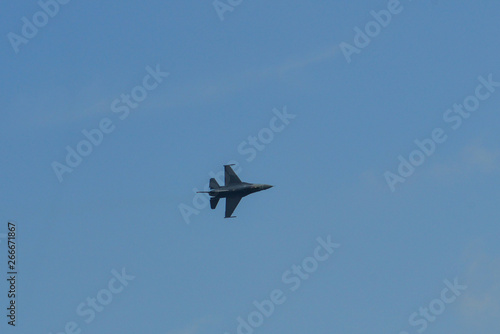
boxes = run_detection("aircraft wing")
[225,196,242,218]
[224,165,242,185]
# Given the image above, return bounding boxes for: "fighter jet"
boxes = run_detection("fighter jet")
[197,165,273,218]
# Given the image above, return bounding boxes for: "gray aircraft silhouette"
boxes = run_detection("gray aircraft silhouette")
[197,165,273,218]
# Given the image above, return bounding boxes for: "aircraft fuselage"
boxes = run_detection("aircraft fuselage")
[207,183,272,198]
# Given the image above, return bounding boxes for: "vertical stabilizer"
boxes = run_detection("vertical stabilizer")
[209,178,220,189]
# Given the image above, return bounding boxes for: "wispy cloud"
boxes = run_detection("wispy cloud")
[9,47,339,128]
[431,143,500,178]
[461,144,500,173]
[459,239,500,332]
[167,316,215,334]
[250,46,338,78]
[5,79,114,130]
[167,323,199,334]
[150,46,338,109]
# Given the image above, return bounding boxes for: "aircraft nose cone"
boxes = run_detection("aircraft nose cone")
[263,184,273,190]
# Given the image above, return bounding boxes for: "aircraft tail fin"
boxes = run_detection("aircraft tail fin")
[209,178,220,189]
[210,197,220,209]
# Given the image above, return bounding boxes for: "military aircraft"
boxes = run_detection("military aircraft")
[197,165,273,218]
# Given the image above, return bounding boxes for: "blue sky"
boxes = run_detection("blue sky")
[1,1,500,333]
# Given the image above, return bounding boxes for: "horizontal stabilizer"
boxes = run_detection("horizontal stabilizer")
[210,197,220,210]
